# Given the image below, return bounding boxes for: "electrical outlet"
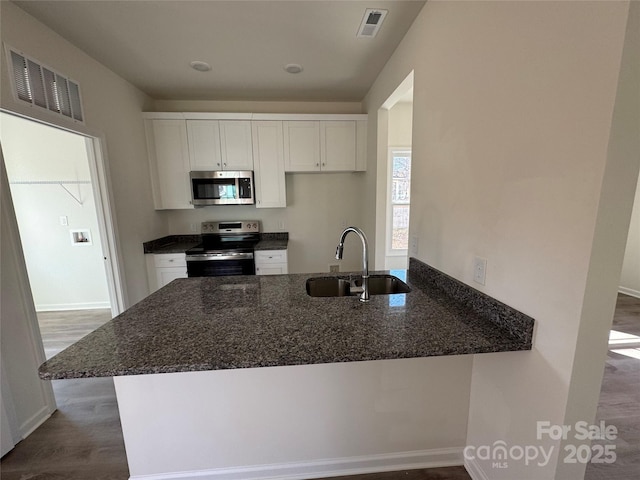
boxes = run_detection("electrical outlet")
[278,221,286,231]
[473,257,487,285]
[329,264,340,273]
[189,223,197,232]
[59,216,68,226]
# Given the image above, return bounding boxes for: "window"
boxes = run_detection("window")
[388,148,411,253]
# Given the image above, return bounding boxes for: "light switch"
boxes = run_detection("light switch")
[59,216,68,226]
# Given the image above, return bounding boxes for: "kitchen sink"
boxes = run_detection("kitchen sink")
[306,275,411,297]
[305,277,352,297]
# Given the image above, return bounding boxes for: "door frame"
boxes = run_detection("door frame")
[0,108,127,315]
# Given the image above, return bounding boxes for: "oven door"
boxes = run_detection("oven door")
[187,252,255,277]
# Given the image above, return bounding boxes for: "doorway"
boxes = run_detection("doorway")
[0,112,122,357]
[375,71,414,270]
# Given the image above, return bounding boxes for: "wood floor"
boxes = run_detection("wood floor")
[2,298,638,479]
[584,294,640,480]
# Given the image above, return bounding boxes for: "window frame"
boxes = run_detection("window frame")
[386,147,411,257]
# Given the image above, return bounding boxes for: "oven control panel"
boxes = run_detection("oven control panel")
[201,221,260,234]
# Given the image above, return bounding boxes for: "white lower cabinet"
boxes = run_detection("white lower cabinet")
[255,250,288,275]
[147,253,188,293]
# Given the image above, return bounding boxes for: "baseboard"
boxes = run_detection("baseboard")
[19,405,54,440]
[464,457,489,480]
[35,301,111,312]
[618,286,640,299]
[129,448,464,480]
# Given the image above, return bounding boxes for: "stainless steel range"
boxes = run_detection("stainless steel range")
[186,221,260,277]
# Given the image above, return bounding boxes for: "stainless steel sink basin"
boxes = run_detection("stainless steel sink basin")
[354,275,412,295]
[305,277,352,297]
[306,275,411,297]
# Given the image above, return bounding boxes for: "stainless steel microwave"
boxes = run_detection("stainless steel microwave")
[189,171,255,206]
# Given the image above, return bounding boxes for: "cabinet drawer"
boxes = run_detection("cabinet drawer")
[255,250,288,264]
[256,265,287,276]
[154,253,187,268]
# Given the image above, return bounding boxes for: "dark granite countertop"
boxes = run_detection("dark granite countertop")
[143,235,201,254]
[144,233,288,253]
[39,259,534,380]
[255,239,288,250]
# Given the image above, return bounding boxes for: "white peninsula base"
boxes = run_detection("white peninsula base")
[113,356,470,480]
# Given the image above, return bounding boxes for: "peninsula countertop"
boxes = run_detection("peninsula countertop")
[39,259,534,380]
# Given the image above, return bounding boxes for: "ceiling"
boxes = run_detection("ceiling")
[14,0,426,102]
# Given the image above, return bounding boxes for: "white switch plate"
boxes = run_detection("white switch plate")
[189,223,197,232]
[410,235,419,255]
[278,221,285,230]
[59,216,68,226]
[473,256,487,285]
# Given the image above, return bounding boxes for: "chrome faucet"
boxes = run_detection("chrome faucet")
[335,226,370,302]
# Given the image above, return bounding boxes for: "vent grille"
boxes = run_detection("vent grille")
[7,48,84,122]
[357,9,388,38]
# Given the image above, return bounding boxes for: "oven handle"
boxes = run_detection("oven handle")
[186,253,254,262]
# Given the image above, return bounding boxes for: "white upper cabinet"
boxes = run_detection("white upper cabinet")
[219,121,254,170]
[188,120,253,171]
[321,121,356,171]
[145,119,193,210]
[283,120,360,172]
[186,120,222,171]
[283,121,321,172]
[143,113,366,210]
[252,121,287,208]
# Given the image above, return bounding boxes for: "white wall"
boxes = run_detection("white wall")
[363,1,636,479]
[388,102,413,148]
[1,113,110,310]
[620,173,640,297]
[154,99,368,275]
[0,1,167,306]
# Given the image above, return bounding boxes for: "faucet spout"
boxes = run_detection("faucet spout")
[336,227,369,302]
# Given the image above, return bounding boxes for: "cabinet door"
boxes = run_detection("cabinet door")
[187,120,222,171]
[251,121,286,208]
[156,267,188,289]
[283,121,320,172]
[220,121,254,170]
[146,119,193,209]
[321,121,356,172]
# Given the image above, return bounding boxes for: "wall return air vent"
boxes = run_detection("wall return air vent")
[357,8,388,38]
[7,48,84,123]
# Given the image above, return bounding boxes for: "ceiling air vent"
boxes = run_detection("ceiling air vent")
[357,9,388,38]
[7,47,84,123]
